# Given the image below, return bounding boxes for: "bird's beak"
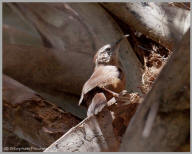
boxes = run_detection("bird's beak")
[111,34,129,54]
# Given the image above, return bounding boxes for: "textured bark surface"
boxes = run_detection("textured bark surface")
[44,109,119,152]
[102,2,190,50]
[44,94,141,152]
[119,30,190,152]
[3,74,81,150]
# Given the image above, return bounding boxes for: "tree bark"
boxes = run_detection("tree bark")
[102,2,190,50]
[3,74,81,151]
[119,29,190,151]
[44,94,141,152]
[44,108,119,152]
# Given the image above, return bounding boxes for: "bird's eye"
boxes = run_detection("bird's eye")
[105,47,111,51]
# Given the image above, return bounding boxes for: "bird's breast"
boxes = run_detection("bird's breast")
[95,65,126,93]
[100,76,125,93]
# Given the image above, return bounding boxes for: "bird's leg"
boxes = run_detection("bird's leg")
[101,88,131,102]
[118,90,131,101]
[100,87,119,98]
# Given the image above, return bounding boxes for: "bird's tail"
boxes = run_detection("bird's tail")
[87,92,107,117]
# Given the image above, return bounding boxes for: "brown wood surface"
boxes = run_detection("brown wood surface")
[119,30,190,152]
[3,74,81,150]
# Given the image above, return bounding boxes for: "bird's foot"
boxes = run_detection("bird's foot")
[101,87,119,98]
[119,90,129,96]
[117,90,130,101]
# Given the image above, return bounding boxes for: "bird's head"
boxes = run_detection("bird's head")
[93,35,129,67]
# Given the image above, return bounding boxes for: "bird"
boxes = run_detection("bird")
[79,35,129,117]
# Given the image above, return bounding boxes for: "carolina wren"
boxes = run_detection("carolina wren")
[79,35,129,116]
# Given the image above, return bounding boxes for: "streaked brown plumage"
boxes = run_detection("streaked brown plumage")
[79,35,128,116]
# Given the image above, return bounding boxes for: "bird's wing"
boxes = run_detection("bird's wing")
[78,65,119,105]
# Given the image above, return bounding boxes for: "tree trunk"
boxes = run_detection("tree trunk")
[119,29,190,152]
